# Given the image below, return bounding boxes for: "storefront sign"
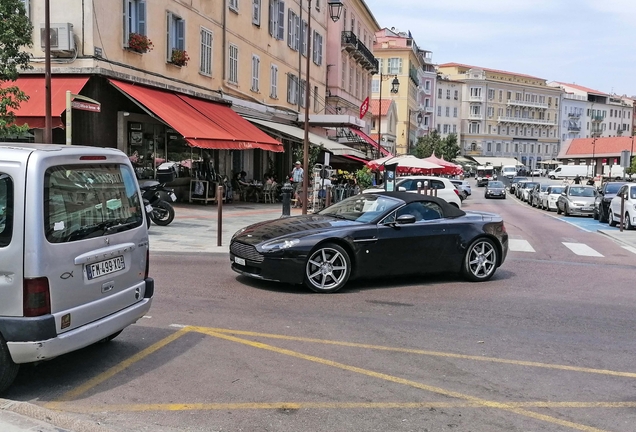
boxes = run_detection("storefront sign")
[71,101,101,112]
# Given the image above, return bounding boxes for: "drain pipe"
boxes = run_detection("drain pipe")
[222,0,227,81]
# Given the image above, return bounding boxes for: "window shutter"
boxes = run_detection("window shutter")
[287,10,293,47]
[123,0,129,46]
[301,21,307,56]
[294,15,300,50]
[253,0,260,24]
[166,12,172,61]
[137,0,146,36]
[268,0,274,36]
[287,74,292,103]
[177,19,185,50]
[398,58,403,74]
[317,34,322,65]
[277,1,285,39]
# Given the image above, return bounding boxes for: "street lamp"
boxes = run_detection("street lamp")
[302,0,341,214]
[376,74,399,160]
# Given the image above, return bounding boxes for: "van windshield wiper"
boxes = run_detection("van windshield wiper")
[104,219,140,234]
[64,219,139,241]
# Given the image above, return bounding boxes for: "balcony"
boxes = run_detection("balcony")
[506,99,549,109]
[341,31,378,74]
[409,66,419,86]
[464,150,483,156]
[424,106,434,114]
[468,113,483,120]
[568,112,581,118]
[568,125,581,132]
[497,116,556,126]
[591,114,604,122]
[469,95,483,102]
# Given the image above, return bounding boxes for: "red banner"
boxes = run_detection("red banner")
[359,96,369,119]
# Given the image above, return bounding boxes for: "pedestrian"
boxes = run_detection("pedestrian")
[290,161,304,208]
[574,175,581,185]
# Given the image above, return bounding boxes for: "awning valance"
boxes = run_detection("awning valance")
[248,118,367,158]
[109,80,283,152]
[2,75,90,129]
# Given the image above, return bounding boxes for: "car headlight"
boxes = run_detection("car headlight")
[231,227,247,241]
[261,238,300,251]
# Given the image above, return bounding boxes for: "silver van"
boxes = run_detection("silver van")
[0,144,153,393]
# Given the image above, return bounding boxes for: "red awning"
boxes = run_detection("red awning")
[1,75,90,129]
[109,80,283,152]
[341,154,369,164]
[350,128,391,157]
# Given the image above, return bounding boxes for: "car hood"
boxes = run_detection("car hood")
[566,196,596,204]
[233,214,361,244]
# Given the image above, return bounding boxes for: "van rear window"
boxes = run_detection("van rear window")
[44,164,143,243]
[0,174,13,248]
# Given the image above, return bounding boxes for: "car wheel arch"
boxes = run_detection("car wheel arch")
[311,238,357,276]
[462,234,504,267]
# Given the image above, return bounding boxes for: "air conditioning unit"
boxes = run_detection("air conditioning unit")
[40,23,75,52]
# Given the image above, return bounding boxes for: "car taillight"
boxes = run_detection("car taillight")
[454,189,460,196]
[144,248,150,279]
[23,277,51,317]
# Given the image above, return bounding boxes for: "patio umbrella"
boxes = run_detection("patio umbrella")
[367,155,443,172]
[423,153,463,175]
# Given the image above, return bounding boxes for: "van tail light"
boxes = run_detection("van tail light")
[144,248,150,279]
[24,277,51,317]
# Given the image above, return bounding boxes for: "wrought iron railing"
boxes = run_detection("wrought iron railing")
[341,31,378,73]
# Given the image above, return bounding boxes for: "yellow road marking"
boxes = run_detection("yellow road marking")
[46,327,191,405]
[197,327,636,379]
[197,328,608,432]
[45,400,636,413]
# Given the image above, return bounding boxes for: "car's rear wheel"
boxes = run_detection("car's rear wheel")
[625,213,633,230]
[599,206,608,223]
[0,335,19,395]
[609,210,618,227]
[593,208,599,220]
[462,238,498,282]
[564,204,570,216]
[304,243,351,293]
[557,204,562,215]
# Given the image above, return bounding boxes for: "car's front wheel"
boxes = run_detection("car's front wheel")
[462,238,498,282]
[609,210,618,227]
[0,334,19,395]
[304,243,351,293]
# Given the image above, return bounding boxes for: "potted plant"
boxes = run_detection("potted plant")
[170,49,190,67]
[127,33,153,53]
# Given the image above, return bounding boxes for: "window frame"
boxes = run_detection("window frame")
[251,54,260,92]
[228,44,239,84]
[270,64,278,99]
[252,0,261,25]
[199,27,213,76]
[0,173,13,248]
[229,0,239,13]
[166,11,186,62]
[123,0,147,47]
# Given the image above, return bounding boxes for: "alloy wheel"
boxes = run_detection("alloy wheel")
[305,245,350,293]
[464,238,498,282]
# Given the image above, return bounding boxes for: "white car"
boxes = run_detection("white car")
[541,185,564,211]
[608,184,636,229]
[365,176,462,208]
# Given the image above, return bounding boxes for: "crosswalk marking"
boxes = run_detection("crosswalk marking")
[622,246,636,255]
[562,242,604,257]
[508,239,536,252]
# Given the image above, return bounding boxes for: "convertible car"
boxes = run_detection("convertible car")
[230,192,508,293]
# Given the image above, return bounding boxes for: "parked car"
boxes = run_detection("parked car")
[530,169,543,177]
[594,181,626,222]
[514,180,528,198]
[530,183,550,208]
[230,192,509,293]
[450,179,472,197]
[608,184,636,229]
[484,181,506,199]
[556,185,597,216]
[541,185,564,211]
[0,144,154,394]
[520,182,538,202]
[364,176,462,208]
[510,177,528,195]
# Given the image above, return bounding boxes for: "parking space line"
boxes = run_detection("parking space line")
[195,327,607,432]
[562,242,604,257]
[199,327,636,379]
[508,239,536,252]
[46,327,192,406]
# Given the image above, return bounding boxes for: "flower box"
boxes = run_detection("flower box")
[170,49,190,67]
[127,33,153,54]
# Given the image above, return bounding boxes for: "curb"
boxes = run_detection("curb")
[596,229,634,248]
[0,399,113,432]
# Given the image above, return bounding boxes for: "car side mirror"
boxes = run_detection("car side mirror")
[396,214,416,225]
[397,186,407,192]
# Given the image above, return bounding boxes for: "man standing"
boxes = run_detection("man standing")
[291,161,304,208]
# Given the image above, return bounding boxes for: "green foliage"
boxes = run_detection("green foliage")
[0,0,33,137]
[355,166,373,190]
[293,144,323,169]
[411,131,460,161]
[626,157,636,176]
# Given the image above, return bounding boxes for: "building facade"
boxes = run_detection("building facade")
[438,63,562,169]
[369,99,397,155]
[435,76,462,143]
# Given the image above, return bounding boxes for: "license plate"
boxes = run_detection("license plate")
[234,257,246,266]
[582,207,592,211]
[145,204,153,213]
[86,256,125,280]
[169,193,177,202]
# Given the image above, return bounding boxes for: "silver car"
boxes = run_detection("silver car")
[556,185,597,216]
[484,180,506,199]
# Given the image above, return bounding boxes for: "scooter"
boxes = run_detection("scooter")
[139,180,177,226]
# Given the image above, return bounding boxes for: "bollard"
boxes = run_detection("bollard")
[281,182,293,217]
[417,181,422,194]
[325,185,332,208]
[217,185,223,246]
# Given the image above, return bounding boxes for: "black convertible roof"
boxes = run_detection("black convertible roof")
[372,191,466,218]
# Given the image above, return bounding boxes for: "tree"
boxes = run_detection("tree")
[439,133,460,161]
[411,131,460,162]
[0,0,33,137]
[626,157,636,176]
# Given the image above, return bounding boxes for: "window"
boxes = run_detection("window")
[394,202,443,222]
[443,124,449,133]
[496,143,501,152]
[355,70,360,98]
[229,0,239,12]
[469,123,480,134]
[445,107,450,117]
[454,90,458,100]
[123,0,147,46]
[452,125,456,133]
[252,0,261,25]
[269,0,285,40]
[251,55,260,92]
[312,31,323,65]
[446,89,451,99]
[425,80,431,91]
[438,88,442,98]
[342,59,347,88]
[487,107,494,117]
[287,10,300,51]
[228,44,239,83]
[199,28,213,76]
[470,105,481,116]
[348,64,353,93]
[470,87,482,98]
[437,106,441,116]
[301,20,308,56]
[314,86,319,112]
[488,89,495,100]
[299,78,307,108]
[287,74,298,104]
[270,64,278,98]
[167,12,185,61]
[453,107,457,117]
[387,58,402,74]
[487,142,491,151]
[372,79,379,93]
[315,0,320,10]
[0,173,13,247]
[19,0,30,19]
[499,90,503,102]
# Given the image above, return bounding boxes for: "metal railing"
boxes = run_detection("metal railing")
[506,99,549,109]
[497,116,556,126]
[341,31,378,73]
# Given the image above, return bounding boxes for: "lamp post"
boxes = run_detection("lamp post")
[376,74,399,159]
[407,109,423,154]
[301,0,342,215]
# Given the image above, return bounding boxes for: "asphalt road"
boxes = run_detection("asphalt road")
[5,180,636,432]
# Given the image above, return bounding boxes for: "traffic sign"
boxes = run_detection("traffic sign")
[359,97,369,119]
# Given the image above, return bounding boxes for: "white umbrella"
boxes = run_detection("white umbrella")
[378,155,443,170]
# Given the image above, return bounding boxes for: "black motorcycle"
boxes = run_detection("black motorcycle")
[139,180,177,226]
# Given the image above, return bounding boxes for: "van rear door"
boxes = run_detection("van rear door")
[24,154,149,334]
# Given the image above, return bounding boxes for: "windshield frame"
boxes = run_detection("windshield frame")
[317,194,403,224]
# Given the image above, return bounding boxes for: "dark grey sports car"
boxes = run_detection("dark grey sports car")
[230,192,508,293]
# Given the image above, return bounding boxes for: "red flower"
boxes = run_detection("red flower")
[128,33,153,53]
[170,49,190,67]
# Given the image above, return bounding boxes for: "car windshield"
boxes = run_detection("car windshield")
[549,187,564,194]
[488,181,504,188]
[569,187,595,197]
[524,182,538,189]
[513,177,527,183]
[630,186,636,200]
[605,183,624,194]
[540,185,549,191]
[318,194,400,223]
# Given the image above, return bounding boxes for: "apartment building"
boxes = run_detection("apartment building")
[372,28,433,155]
[10,0,355,182]
[438,63,562,169]
[435,76,462,143]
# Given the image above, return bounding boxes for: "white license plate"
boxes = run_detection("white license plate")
[234,257,246,266]
[582,207,592,211]
[87,256,125,280]
[170,193,177,202]
[145,204,153,213]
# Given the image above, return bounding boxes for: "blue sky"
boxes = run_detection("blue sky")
[365,0,636,97]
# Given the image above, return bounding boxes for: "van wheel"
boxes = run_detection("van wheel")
[98,330,123,343]
[0,335,19,395]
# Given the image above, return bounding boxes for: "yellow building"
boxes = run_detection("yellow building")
[437,63,562,169]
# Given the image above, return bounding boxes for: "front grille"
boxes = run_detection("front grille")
[231,242,264,263]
